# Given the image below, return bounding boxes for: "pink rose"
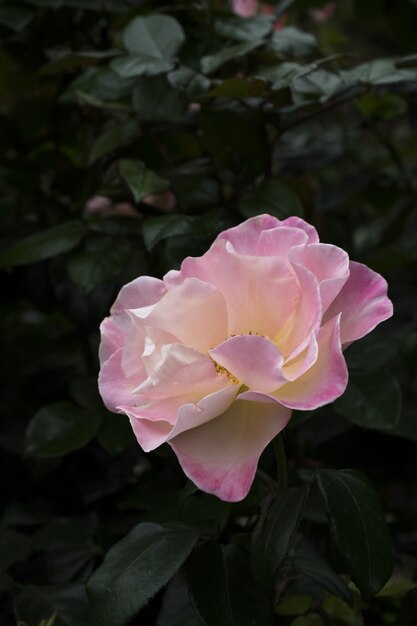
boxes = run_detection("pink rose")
[85,195,138,218]
[231,0,258,17]
[98,215,393,501]
[311,2,336,23]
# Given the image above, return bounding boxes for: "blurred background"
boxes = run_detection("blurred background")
[1,0,417,624]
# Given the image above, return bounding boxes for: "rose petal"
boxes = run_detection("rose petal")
[123,385,238,451]
[290,243,350,312]
[128,416,172,452]
[214,214,281,255]
[111,275,166,315]
[145,277,228,353]
[99,275,167,369]
[275,314,348,410]
[281,216,320,243]
[98,347,136,413]
[176,240,299,338]
[140,327,182,377]
[135,343,230,400]
[282,332,318,381]
[99,317,125,365]
[256,226,308,257]
[282,262,321,358]
[118,314,148,381]
[323,261,393,345]
[169,398,292,501]
[209,335,285,393]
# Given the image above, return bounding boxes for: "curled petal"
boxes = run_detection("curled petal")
[169,398,292,501]
[282,262,321,358]
[145,277,228,353]
[100,275,166,367]
[290,243,350,313]
[256,226,308,257]
[123,385,238,452]
[111,275,166,315]
[282,333,318,381]
[275,314,348,410]
[281,216,319,243]
[98,348,136,413]
[209,335,285,393]
[214,214,281,255]
[128,416,172,453]
[323,261,393,345]
[99,317,125,365]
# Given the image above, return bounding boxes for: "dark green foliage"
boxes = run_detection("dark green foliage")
[87,523,198,626]
[314,470,394,597]
[251,485,311,587]
[1,1,417,625]
[188,541,273,626]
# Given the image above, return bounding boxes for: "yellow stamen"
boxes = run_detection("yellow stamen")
[209,356,239,384]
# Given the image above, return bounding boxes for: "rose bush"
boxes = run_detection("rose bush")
[99,214,392,501]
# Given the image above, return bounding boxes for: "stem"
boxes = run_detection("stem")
[273,434,288,492]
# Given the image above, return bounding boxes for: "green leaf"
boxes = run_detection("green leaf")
[256,61,312,89]
[111,15,185,78]
[292,68,342,101]
[61,67,135,104]
[334,371,402,431]
[142,214,200,251]
[67,239,131,292]
[25,402,101,458]
[0,221,87,268]
[188,541,273,626]
[119,159,169,203]
[40,51,119,75]
[168,67,211,97]
[87,522,198,626]
[88,119,140,164]
[341,59,417,86]
[157,572,200,626]
[241,179,304,219]
[111,55,174,79]
[214,15,273,42]
[276,595,312,616]
[201,41,262,74]
[123,14,185,59]
[376,575,417,597]
[292,541,352,603]
[0,3,35,31]
[322,596,364,626]
[315,469,393,597]
[251,484,310,587]
[345,332,402,373]
[13,584,89,626]
[131,75,187,120]
[270,27,317,58]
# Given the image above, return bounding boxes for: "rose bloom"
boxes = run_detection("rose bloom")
[98,215,392,501]
[231,0,258,17]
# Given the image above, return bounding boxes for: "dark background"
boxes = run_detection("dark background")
[1,1,417,624]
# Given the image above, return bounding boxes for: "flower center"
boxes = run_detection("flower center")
[209,356,239,384]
